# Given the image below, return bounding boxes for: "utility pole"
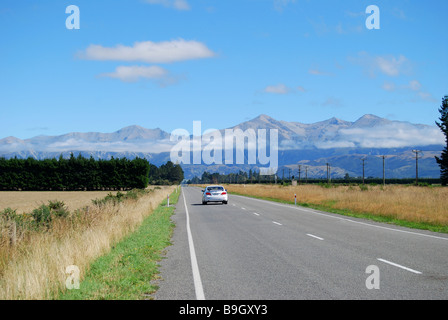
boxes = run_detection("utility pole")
[412,150,422,185]
[381,155,386,186]
[305,166,308,184]
[326,163,331,184]
[361,158,366,185]
[298,165,302,184]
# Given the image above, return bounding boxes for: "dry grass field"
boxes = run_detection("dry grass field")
[0,191,119,214]
[223,184,448,228]
[0,186,175,300]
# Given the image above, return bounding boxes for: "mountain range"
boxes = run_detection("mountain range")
[0,114,444,179]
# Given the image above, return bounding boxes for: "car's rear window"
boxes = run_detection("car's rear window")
[207,186,224,191]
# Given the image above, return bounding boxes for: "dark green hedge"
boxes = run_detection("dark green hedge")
[0,154,151,191]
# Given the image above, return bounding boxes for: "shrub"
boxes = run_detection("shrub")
[48,200,69,218]
[359,184,369,191]
[32,205,52,228]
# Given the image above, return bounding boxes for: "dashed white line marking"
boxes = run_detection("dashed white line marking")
[377,258,422,275]
[231,194,448,242]
[272,221,282,226]
[241,207,246,210]
[253,212,260,216]
[306,234,324,241]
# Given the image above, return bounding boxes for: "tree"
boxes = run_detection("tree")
[435,95,448,186]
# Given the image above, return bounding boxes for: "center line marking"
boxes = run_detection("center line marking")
[241,207,246,210]
[377,258,422,274]
[272,221,282,226]
[307,234,324,241]
[253,212,260,216]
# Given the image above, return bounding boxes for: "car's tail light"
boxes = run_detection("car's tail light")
[206,192,211,195]
[221,192,227,195]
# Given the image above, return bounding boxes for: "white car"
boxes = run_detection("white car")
[202,185,228,205]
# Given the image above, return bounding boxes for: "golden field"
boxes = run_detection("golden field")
[0,186,175,300]
[0,191,119,214]
[222,184,448,227]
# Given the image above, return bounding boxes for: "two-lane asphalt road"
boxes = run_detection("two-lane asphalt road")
[153,186,448,300]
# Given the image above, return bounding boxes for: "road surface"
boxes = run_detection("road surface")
[153,186,448,300]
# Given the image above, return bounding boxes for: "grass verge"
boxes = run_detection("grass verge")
[58,188,180,300]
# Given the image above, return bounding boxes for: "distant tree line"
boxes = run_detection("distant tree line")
[188,169,265,185]
[148,161,184,185]
[187,170,441,186]
[0,154,184,191]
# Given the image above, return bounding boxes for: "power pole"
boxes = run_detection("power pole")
[326,163,331,184]
[305,166,308,184]
[298,165,302,184]
[381,155,386,186]
[361,158,366,185]
[412,150,422,185]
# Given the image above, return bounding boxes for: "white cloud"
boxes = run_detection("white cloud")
[337,123,444,149]
[380,79,437,102]
[392,8,406,20]
[79,39,215,64]
[278,121,444,150]
[321,97,342,107]
[144,0,190,11]
[274,0,296,12]
[375,55,408,77]
[345,11,365,18]
[309,68,333,76]
[417,91,438,102]
[407,80,422,91]
[382,81,396,92]
[350,52,411,78]
[264,84,290,94]
[99,65,182,86]
[46,139,175,154]
[263,84,306,94]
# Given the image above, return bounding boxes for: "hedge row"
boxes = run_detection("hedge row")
[0,154,151,191]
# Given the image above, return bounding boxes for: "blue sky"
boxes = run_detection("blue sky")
[0,0,447,139]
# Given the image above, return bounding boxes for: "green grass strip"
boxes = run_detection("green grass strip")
[59,188,180,300]
[230,191,448,234]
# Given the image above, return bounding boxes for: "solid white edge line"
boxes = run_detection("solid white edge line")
[231,194,448,242]
[377,258,422,274]
[306,233,324,241]
[182,188,206,300]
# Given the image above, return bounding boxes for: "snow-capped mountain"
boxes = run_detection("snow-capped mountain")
[0,115,444,178]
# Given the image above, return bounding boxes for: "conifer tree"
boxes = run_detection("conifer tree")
[435,95,448,186]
